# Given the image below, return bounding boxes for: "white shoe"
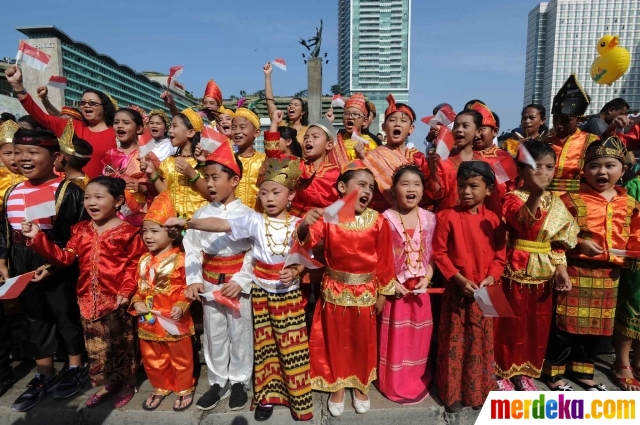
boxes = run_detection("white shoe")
[328,391,345,417]
[352,389,370,414]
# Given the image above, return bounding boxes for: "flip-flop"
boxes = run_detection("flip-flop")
[612,365,640,391]
[173,392,194,412]
[143,392,170,411]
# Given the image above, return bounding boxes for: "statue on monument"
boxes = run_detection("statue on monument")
[299,19,323,58]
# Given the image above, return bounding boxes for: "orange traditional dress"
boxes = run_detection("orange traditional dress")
[27,221,146,386]
[544,129,599,193]
[129,247,195,396]
[543,184,640,382]
[298,208,396,394]
[494,190,578,382]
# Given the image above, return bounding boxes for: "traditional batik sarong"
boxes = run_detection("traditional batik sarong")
[251,284,313,421]
[616,265,640,340]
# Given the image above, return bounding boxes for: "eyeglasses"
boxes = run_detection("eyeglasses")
[344,112,365,119]
[78,101,103,107]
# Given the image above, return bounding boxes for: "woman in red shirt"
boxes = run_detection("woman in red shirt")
[5,65,116,178]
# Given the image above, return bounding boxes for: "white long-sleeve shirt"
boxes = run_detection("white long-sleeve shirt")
[183,199,254,294]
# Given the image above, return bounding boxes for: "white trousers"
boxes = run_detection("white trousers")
[202,283,254,388]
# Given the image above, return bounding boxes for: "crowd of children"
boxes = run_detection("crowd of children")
[1,60,640,421]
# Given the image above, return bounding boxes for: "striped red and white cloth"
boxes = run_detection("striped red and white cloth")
[6,177,63,230]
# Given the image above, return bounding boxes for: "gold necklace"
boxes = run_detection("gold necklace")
[398,210,424,277]
[264,213,291,256]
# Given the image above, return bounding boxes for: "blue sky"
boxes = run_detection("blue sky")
[0,0,541,144]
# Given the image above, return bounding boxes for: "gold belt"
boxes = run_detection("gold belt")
[326,268,375,285]
[513,239,551,254]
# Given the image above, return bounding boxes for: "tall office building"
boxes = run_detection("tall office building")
[337,0,411,132]
[523,0,640,116]
[16,26,194,113]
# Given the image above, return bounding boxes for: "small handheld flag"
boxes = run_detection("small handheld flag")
[200,291,241,310]
[0,271,36,300]
[24,189,56,222]
[271,58,287,71]
[200,126,228,153]
[323,189,359,224]
[150,310,190,335]
[16,41,51,71]
[331,95,345,109]
[474,285,516,317]
[517,144,538,169]
[167,65,184,88]
[421,105,456,128]
[283,242,323,270]
[47,76,67,90]
[138,128,155,158]
[434,126,455,160]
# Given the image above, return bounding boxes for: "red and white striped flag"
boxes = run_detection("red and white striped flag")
[0,271,36,300]
[47,76,67,90]
[351,131,369,147]
[138,128,155,158]
[24,188,56,222]
[517,144,537,169]
[166,65,183,88]
[16,41,50,71]
[323,189,359,224]
[474,285,516,317]
[421,104,456,128]
[200,291,241,310]
[331,95,345,108]
[200,126,227,153]
[492,157,518,185]
[150,310,190,335]
[435,126,455,160]
[283,241,323,270]
[271,58,287,71]
[609,249,640,259]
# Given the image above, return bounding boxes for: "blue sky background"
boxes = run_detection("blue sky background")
[0,0,541,145]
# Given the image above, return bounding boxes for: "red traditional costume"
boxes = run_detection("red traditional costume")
[129,193,195,397]
[28,221,146,386]
[327,94,377,167]
[494,190,578,381]
[433,203,506,408]
[298,163,396,395]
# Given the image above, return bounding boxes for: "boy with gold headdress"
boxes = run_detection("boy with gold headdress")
[543,74,599,194]
[166,157,313,422]
[56,120,93,191]
[130,192,195,411]
[543,137,640,391]
[232,107,266,210]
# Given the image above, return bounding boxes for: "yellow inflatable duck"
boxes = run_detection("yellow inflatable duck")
[590,34,630,85]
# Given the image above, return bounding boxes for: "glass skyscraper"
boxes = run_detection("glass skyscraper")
[523,0,640,115]
[337,0,411,132]
[16,26,194,113]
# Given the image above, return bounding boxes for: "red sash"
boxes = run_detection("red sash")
[203,252,246,284]
[254,261,284,281]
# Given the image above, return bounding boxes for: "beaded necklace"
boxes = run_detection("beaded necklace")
[398,210,424,277]
[263,213,292,256]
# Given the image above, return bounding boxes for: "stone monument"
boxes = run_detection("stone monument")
[299,20,324,123]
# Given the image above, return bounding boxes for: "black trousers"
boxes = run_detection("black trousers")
[0,301,13,381]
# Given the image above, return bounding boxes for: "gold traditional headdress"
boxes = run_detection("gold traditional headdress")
[58,120,92,158]
[105,93,119,111]
[180,108,204,132]
[234,108,260,129]
[257,158,303,190]
[148,109,171,128]
[0,120,20,144]
[584,136,626,165]
[218,105,235,118]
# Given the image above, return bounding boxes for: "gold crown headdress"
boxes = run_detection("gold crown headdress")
[105,93,119,111]
[234,108,260,129]
[59,120,92,158]
[584,136,626,165]
[0,120,20,144]
[257,158,303,191]
[180,108,204,132]
[148,109,171,128]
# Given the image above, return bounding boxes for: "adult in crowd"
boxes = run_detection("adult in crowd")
[5,65,116,179]
[581,97,629,137]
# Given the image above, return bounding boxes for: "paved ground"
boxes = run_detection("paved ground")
[0,354,621,425]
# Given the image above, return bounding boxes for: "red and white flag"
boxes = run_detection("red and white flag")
[421,104,456,128]
[609,249,640,259]
[200,126,228,153]
[271,58,287,71]
[47,76,67,90]
[331,94,345,108]
[0,271,36,300]
[24,189,56,222]
[138,128,155,157]
[474,285,516,317]
[323,189,359,224]
[351,131,369,147]
[150,310,190,336]
[517,144,537,169]
[200,291,241,310]
[435,126,455,160]
[166,65,183,88]
[16,41,50,71]
[413,288,446,295]
[283,241,323,270]
[492,158,518,185]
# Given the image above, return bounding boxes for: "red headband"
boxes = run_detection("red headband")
[385,94,415,122]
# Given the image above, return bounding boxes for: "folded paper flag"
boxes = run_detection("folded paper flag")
[200,291,241,310]
[150,310,190,335]
[272,58,287,71]
[323,189,358,224]
[47,76,67,90]
[0,271,36,300]
[474,285,516,317]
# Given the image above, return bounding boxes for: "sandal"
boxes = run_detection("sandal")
[85,382,122,408]
[112,383,138,408]
[173,391,194,412]
[611,365,640,391]
[142,390,171,411]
